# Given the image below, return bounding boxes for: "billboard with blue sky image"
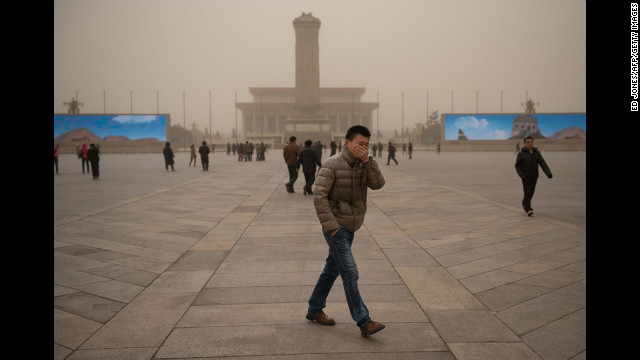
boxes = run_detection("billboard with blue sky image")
[54,114,168,142]
[443,113,586,140]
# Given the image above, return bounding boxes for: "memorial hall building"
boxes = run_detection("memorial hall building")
[235,13,378,144]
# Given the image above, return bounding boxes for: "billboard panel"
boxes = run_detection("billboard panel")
[443,113,586,141]
[54,114,169,142]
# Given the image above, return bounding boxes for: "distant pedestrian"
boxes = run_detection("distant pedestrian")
[387,141,398,165]
[408,142,413,159]
[371,143,377,158]
[80,143,90,174]
[402,143,407,154]
[237,142,243,161]
[377,142,383,157]
[189,144,197,166]
[257,142,266,161]
[313,141,323,162]
[87,143,101,179]
[54,144,60,174]
[297,140,322,196]
[232,143,237,156]
[227,142,231,155]
[330,140,337,156]
[436,142,441,154]
[283,136,300,193]
[199,141,210,171]
[306,124,386,337]
[163,142,175,171]
[515,136,552,216]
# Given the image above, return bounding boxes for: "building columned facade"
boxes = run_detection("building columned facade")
[236,13,378,145]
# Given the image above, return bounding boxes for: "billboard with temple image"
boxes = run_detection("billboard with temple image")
[54,114,170,143]
[443,113,586,141]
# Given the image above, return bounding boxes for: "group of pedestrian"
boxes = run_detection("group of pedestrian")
[370,142,383,158]
[164,141,214,172]
[225,141,269,161]
[62,142,101,178]
[54,127,553,340]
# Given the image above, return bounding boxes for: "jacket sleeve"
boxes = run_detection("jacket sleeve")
[314,152,322,168]
[537,153,553,178]
[364,158,385,190]
[314,166,340,233]
[514,153,524,178]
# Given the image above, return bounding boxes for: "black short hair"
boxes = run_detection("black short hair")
[305,140,313,146]
[345,125,371,140]
[289,136,296,142]
[524,136,534,142]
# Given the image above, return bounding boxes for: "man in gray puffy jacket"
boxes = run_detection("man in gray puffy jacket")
[306,125,387,337]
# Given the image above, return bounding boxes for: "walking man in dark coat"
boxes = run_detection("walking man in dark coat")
[163,142,175,172]
[199,141,210,171]
[386,141,398,165]
[87,143,101,179]
[296,140,322,196]
[515,136,552,216]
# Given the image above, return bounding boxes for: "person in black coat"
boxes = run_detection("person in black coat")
[87,143,101,179]
[515,136,552,216]
[199,141,210,171]
[296,140,322,196]
[386,142,398,165]
[163,142,175,171]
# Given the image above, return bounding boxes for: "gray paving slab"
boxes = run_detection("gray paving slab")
[54,151,586,359]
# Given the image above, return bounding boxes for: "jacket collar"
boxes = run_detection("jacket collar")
[340,145,358,166]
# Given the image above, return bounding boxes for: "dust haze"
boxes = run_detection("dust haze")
[54,0,586,135]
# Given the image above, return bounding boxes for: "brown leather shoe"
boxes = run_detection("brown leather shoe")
[305,311,336,326]
[360,320,385,337]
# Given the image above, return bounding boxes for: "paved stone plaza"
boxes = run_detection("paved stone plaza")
[54,149,586,360]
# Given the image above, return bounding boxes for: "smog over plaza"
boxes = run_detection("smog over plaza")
[54,0,586,141]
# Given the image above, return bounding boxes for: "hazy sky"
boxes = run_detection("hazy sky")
[54,0,586,135]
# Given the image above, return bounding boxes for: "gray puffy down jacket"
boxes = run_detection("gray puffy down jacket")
[313,146,385,233]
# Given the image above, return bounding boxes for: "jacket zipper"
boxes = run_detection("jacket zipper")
[351,166,355,231]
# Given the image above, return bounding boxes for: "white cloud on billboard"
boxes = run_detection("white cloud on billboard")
[487,129,508,139]
[454,116,489,129]
[112,115,159,124]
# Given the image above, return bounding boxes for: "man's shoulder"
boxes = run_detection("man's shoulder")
[323,153,345,168]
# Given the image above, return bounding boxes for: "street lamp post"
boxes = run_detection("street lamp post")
[401,90,404,146]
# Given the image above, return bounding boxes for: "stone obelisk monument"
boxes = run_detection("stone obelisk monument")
[286,12,332,141]
[294,13,321,110]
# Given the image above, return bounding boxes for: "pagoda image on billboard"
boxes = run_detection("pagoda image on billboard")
[509,97,547,140]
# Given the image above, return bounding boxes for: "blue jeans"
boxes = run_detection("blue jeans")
[308,227,371,328]
[286,165,298,187]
